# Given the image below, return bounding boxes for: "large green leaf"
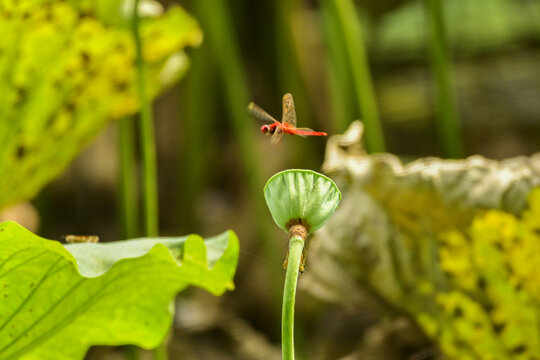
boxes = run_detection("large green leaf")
[0,0,202,211]
[0,221,238,360]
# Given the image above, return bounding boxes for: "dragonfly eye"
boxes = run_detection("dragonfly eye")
[261,125,270,134]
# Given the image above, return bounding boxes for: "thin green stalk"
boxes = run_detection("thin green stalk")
[274,0,317,167]
[326,0,385,152]
[153,344,167,360]
[132,2,163,359]
[181,39,214,231]
[118,117,138,240]
[193,0,260,206]
[194,0,280,297]
[124,346,141,360]
[424,0,463,158]
[118,117,140,360]
[132,0,159,238]
[282,235,304,360]
[530,0,540,38]
[319,0,355,133]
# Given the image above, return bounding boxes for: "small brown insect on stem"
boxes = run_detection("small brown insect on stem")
[63,235,99,244]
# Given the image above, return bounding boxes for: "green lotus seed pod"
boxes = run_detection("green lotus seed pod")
[263,169,341,235]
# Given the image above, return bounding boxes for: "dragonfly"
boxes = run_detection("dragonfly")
[248,93,327,145]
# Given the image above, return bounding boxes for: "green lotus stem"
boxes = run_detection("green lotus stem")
[282,234,304,360]
[132,0,159,238]
[263,170,341,360]
[424,0,463,158]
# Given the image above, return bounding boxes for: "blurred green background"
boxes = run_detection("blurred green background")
[2,0,540,359]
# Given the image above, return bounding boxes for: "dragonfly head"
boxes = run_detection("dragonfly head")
[260,124,272,135]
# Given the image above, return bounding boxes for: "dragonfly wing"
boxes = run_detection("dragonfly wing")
[270,126,284,145]
[294,127,315,132]
[248,102,278,123]
[282,93,297,127]
[293,127,314,137]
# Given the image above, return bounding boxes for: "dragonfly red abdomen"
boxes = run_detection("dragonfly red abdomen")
[293,130,327,136]
[283,126,327,137]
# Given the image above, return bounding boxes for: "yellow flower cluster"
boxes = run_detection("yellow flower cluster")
[428,188,540,359]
